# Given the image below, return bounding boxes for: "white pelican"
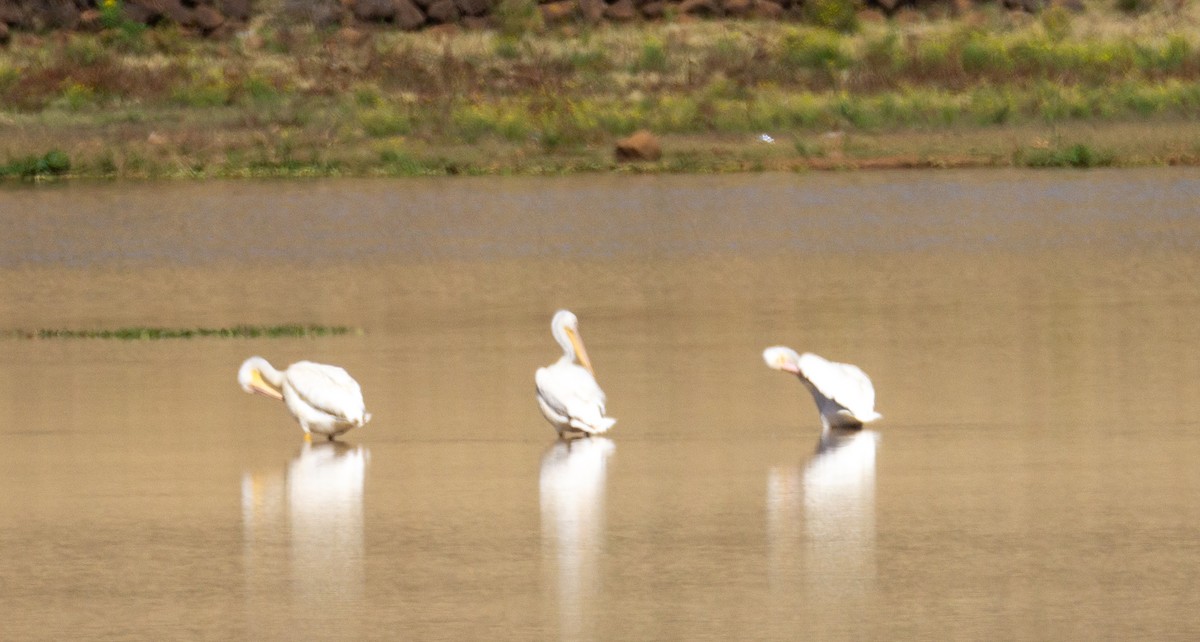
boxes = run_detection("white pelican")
[763,346,881,430]
[536,310,616,437]
[238,356,371,441]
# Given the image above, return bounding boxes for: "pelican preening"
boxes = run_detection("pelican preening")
[536,310,616,438]
[238,356,371,441]
[763,346,882,430]
[234,325,882,444]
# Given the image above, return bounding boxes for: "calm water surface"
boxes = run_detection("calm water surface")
[2,170,1200,640]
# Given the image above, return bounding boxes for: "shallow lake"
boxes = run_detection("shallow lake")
[2,169,1200,640]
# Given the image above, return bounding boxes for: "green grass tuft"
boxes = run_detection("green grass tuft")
[1016,142,1115,168]
[0,150,71,179]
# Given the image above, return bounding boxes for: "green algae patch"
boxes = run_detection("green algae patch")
[3,325,360,340]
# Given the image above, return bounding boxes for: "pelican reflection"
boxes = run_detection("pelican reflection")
[242,442,368,631]
[767,429,878,619]
[804,429,878,601]
[539,437,615,641]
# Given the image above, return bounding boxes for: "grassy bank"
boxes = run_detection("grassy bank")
[3,4,1200,178]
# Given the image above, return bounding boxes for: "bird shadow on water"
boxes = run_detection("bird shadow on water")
[767,428,879,618]
[241,440,369,635]
[539,436,615,642]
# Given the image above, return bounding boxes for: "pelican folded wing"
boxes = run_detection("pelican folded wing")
[797,352,881,425]
[286,362,368,425]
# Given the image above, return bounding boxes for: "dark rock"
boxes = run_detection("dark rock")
[603,0,636,20]
[163,0,194,23]
[394,0,427,29]
[353,0,397,20]
[1004,0,1046,11]
[615,130,662,162]
[426,22,459,35]
[455,0,491,16]
[121,0,155,24]
[579,0,604,20]
[122,0,190,25]
[461,14,493,28]
[39,0,81,29]
[750,0,782,18]
[678,0,720,15]
[425,0,460,21]
[639,0,664,17]
[78,8,103,30]
[857,7,885,22]
[0,0,21,27]
[721,0,751,16]
[192,5,225,30]
[282,0,345,27]
[215,0,251,20]
[1053,0,1085,11]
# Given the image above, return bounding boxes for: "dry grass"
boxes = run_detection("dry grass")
[4,5,1200,177]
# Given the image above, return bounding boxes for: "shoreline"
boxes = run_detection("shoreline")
[7,120,1199,180]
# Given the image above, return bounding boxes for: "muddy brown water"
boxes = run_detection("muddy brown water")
[2,170,1200,640]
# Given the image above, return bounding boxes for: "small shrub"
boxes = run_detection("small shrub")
[1115,0,1150,14]
[794,139,824,157]
[172,71,231,107]
[0,150,72,179]
[98,0,148,51]
[1158,34,1191,71]
[379,148,427,175]
[567,49,612,75]
[960,39,996,74]
[95,152,119,176]
[969,87,1013,124]
[451,106,495,143]
[805,0,860,34]
[60,82,98,111]
[99,0,125,29]
[864,30,904,74]
[360,105,414,137]
[494,0,543,39]
[0,64,17,94]
[494,36,522,60]
[1040,6,1072,42]
[1018,142,1113,168]
[779,28,852,72]
[353,83,384,108]
[243,75,284,106]
[64,37,109,67]
[635,38,669,73]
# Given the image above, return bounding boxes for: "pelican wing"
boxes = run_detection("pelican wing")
[797,352,879,421]
[536,362,612,433]
[285,361,366,423]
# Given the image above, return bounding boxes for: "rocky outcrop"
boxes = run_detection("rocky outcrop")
[615,130,662,162]
[0,0,1081,38]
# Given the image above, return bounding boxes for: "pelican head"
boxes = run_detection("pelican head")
[763,346,802,375]
[552,309,593,375]
[238,356,284,401]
